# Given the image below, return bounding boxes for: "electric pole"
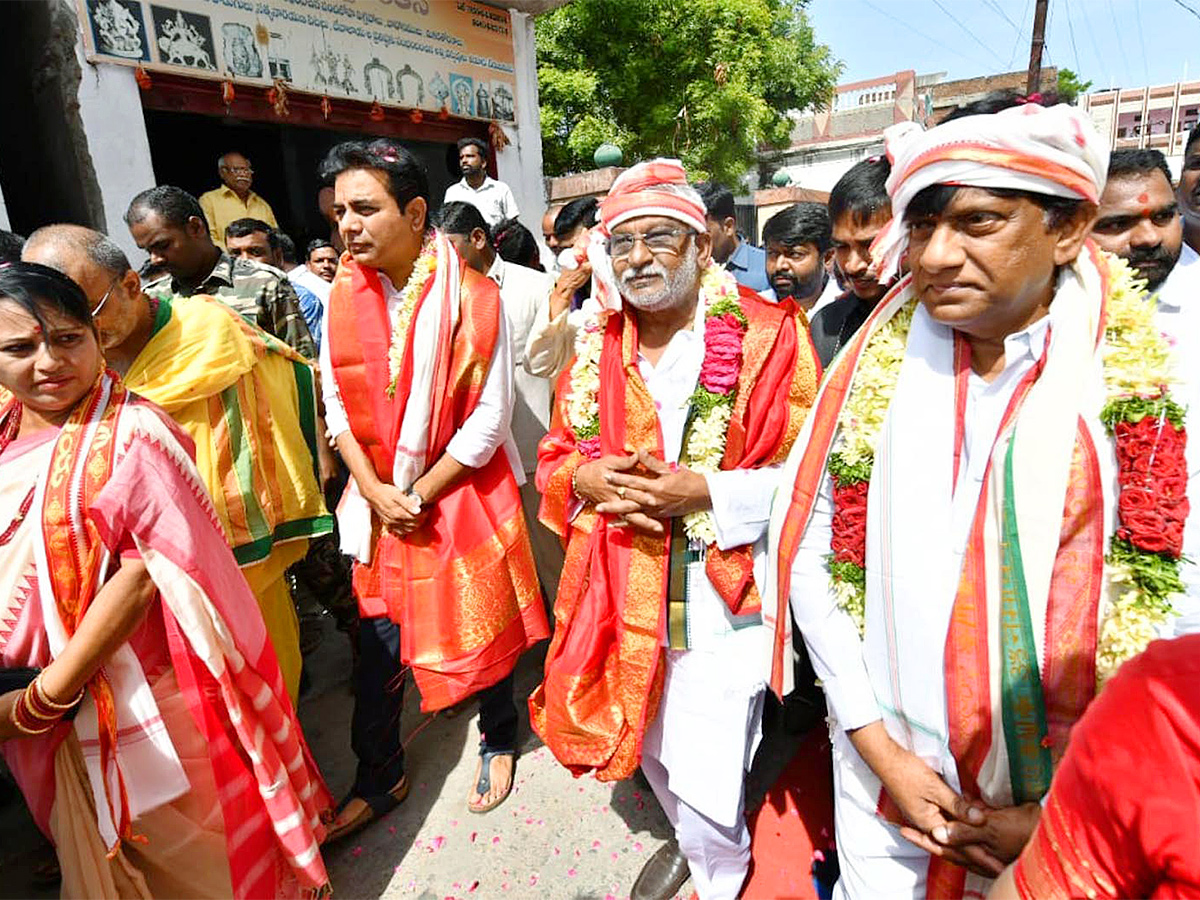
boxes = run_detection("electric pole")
[1027,0,1049,94]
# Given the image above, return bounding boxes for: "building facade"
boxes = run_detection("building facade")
[760,68,1056,194]
[0,0,549,262]
[1079,81,1200,177]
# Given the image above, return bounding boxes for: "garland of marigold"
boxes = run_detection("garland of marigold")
[566,264,745,543]
[824,255,1186,684]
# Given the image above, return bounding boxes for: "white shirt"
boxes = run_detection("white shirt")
[619,307,779,654]
[443,176,519,227]
[1155,243,1200,617]
[319,269,522,480]
[288,265,332,305]
[525,303,585,380]
[788,316,1083,731]
[487,256,555,472]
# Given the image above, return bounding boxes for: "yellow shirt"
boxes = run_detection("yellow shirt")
[199,185,278,247]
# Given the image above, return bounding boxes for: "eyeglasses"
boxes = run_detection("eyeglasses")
[607,227,695,260]
[90,277,121,317]
[223,166,253,174]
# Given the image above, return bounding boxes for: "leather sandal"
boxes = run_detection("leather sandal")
[467,749,515,814]
[323,773,409,844]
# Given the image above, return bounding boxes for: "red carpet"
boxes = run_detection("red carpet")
[741,730,835,899]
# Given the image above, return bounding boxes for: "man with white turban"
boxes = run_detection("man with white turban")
[530,159,820,899]
[764,94,1200,898]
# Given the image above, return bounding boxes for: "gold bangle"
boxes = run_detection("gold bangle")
[11,692,55,736]
[30,674,84,714]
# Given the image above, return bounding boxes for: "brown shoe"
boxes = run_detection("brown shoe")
[631,838,691,900]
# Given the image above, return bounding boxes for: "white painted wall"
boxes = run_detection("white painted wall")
[69,8,546,268]
[73,28,156,262]
[495,9,552,268]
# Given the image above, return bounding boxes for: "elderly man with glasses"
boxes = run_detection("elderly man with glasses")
[199,151,279,248]
[21,224,330,703]
[530,159,820,900]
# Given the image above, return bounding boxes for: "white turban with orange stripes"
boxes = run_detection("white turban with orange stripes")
[871,102,1110,281]
[587,158,709,310]
[597,158,708,236]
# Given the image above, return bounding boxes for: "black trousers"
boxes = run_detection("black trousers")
[349,615,519,798]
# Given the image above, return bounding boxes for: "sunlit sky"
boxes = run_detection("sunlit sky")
[806,0,1198,92]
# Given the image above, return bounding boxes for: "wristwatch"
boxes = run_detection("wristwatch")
[404,485,424,512]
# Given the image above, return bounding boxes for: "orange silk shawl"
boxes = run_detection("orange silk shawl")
[530,287,819,780]
[328,252,548,712]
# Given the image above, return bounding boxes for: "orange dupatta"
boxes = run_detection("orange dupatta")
[530,288,818,780]
[328,250,547,712]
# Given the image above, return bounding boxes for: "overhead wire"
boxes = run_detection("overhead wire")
[1105,0,1134,85]
[857,0,985,68]
[981,0,1021,33]
[1079,0,1111,86]
[1062,0,1083,75]
[1008,0,1033,70]
[1133,1,1150,83]
[1170,0,1200,24]
[929,0,1007,70]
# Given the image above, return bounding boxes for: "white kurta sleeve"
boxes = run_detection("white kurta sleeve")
[524,304,576,379]
[705,465,781,550]
[445,309,515,468]
[789,470,881,731]
[319,310,350,443]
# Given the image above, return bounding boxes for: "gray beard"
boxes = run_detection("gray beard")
[618,244,700,312]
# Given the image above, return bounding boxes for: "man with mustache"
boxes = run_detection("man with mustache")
[1091,149,1183,293]
[532,159,819,900]
[760,202,837,314]
[442,137,519,228]
[809,156,896,367]
[199,151,278,249]
[765,96,1197,899]
[1091,147,1200,614]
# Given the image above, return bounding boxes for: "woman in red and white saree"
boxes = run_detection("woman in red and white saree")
[0,263,332,898]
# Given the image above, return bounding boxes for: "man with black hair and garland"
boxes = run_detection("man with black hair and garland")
[318,138,548,840]
[765,95,1200,898]
[531,159,820,900]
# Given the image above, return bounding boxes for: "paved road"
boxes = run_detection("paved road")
[0,614,690,900]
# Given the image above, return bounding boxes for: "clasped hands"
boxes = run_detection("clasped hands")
[574,449,710,534]
[859,725,1040,878]
[363,482,428,537]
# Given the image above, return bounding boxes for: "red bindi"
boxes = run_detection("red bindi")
[31,324,40,334]
[1137,192,1149,204]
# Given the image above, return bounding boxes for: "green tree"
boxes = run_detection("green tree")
[1057,68,1093,105]
[535,0,841,184]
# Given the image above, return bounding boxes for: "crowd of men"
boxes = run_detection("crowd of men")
[1,101,1199,900]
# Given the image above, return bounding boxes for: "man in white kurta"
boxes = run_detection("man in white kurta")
[765,99,1199,899]
[530,159,819,900]
[436,199,566,601]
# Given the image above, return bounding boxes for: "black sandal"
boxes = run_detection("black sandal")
[467,749,515,814]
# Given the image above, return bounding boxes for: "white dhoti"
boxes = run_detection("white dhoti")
[641,645,765,900]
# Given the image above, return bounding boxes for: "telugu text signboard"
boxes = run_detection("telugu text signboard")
[78,0,517,121]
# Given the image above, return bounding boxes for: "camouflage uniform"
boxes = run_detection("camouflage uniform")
[145,251,317,359]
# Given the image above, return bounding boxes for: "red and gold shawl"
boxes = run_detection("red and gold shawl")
[530,287,819,780]
[327,248,547,712]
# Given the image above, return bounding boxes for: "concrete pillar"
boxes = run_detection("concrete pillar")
[495,10,550,264]
[72,19,156,261]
